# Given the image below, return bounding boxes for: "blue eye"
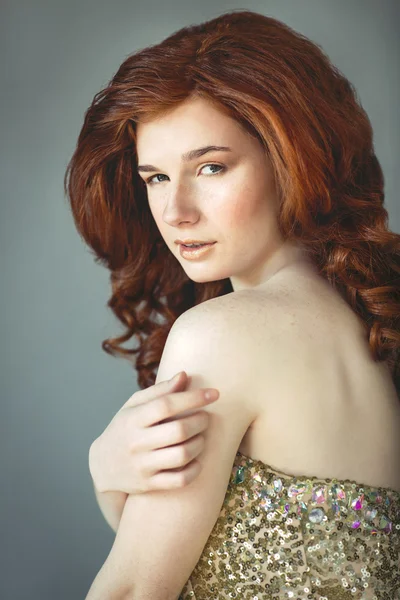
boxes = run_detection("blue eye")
[144,163,225,186]
[145,173,168,185]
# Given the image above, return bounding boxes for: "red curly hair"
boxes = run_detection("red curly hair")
[64,9,400,395]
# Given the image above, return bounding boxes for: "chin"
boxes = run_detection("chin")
[186,274,214,283]
[185,271,228,284]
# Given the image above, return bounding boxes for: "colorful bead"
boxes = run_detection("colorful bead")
[179,451,400,599]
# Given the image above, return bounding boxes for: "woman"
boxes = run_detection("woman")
[65,9,400,600]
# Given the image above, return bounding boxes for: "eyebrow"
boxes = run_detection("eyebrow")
[137,145,233,173]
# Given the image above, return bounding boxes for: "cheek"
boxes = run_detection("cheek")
[223,201,251,229]
[218,185,264,232]
[148,200,163,225]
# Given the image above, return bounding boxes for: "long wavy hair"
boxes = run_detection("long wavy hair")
[64,9,400,395]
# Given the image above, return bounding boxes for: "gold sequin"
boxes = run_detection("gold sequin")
[179,451,400,599]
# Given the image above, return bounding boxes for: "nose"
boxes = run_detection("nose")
[162,183,199,227]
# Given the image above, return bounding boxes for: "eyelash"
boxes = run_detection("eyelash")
[144,163,226,186]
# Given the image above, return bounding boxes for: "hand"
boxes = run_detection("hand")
[89,371,220,495]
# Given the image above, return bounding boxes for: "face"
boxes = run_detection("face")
[136,95,308,292]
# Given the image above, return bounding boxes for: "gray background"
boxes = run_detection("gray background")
[1,1,399,598]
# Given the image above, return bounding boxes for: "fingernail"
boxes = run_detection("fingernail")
[205,389,219,401]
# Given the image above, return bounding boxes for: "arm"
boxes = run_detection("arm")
[85,306,258,598]
[89,437,128,533]
[85,559,133,600]
[93,484,128,534]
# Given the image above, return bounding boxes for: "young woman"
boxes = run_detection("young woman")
[65,9,400,600]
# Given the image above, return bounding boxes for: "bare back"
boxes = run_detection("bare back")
[231,263,400,493]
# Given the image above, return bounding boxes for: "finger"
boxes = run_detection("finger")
[142,410,210,451]
[147,458,203,490]
[135,388,218,429]
[122,371,188,409]
[146,432,206,473]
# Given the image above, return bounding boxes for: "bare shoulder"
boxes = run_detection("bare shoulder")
[171,290,284,385]
[173,291,269,353]
[191,283,315,349]
[182,273,364,409]
[175,268,366,394]
[182,288,303,392]
[178,288,291,355]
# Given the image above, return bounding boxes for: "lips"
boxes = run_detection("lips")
[181,242,215,248]
[175,240,216,245]
[179,242,217,259]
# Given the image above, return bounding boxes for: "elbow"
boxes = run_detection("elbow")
[85,575,136,600]
[86,587,135,600]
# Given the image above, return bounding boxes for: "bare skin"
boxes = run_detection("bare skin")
[236,262,400,493]
[89,371,220,496]
[132,93,399,493]
[90,95,400,530]
[90,260,400,535]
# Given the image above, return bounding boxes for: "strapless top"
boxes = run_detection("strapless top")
[178,450,400,600]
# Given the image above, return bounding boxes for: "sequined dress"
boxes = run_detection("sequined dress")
[178,451,400,600]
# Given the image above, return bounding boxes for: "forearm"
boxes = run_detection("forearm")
[93,484,128,533]
[86,564,180,600]
[85,561,134,600]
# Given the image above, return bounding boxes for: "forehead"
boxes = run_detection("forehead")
[135,97,243,154]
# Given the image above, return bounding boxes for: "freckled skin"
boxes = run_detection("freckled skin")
[136,96,311,292]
